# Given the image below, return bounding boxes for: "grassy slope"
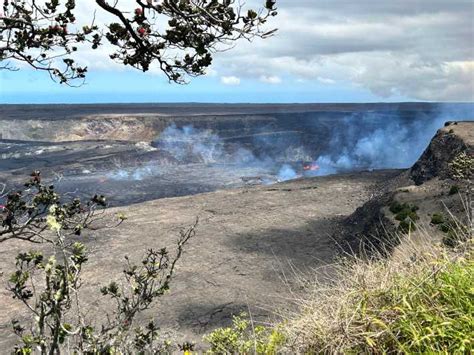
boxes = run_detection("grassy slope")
[205,234,473,354]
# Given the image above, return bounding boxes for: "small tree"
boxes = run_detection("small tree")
[1,172,197,353]
[1,0,277,85]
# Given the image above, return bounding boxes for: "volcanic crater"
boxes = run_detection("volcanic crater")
[0,103,473,349]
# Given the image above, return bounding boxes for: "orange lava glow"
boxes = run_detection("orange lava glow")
[303,163,320,171]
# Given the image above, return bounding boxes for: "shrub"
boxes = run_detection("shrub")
[431,213,444,225]
[440,223,470,248]
[204,313,284,354]
[443,230,459,248]
[448,152,473,240]
[449,185,460,195]
[398,219,417,233]
[1,172,197,353]
[389,201,404,214]
[395,209,419,222]
[389,201,419,234]
[439,223,451,233]
[449,152,474,181]
[431,212,470,247]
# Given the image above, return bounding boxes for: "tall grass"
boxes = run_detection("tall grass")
[203,220,472,353]
[282,231,473,353]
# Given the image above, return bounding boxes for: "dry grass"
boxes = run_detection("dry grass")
[201,208,473,353]
[281,226,473,353]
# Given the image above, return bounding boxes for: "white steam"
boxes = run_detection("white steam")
[107,104,472,184]
[159,125,221,163]
[108,164,158,181]
[311,109,457,174]
[277,164,299,181]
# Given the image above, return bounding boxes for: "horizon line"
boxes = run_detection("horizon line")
[1,101,474,106]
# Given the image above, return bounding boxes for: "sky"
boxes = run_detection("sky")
[1,0,473,104]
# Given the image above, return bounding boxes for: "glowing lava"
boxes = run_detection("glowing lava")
[303,162,320,171]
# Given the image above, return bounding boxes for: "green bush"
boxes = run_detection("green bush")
[439,223,451,233]
[389,201,404,214]
[434,214,469,247]
[430,213,444,225]
[395,209,419,222]
[204,313,284,354]
[390,202,419,218]
[398,220,417,234]
[443,230,459,248]
[441,224,470,248]
[1,173,197,353]
[449,185,460,195]
[449,152,474,181]
[390,201,419,234]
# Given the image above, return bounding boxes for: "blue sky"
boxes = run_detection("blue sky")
[1,0,472,104]
[0,69,410,104]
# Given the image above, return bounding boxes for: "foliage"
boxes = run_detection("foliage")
[397,219,416,234]
[282,235,473,353]
[389,201,419,216]
[1,172,196,353]
[449,152,473,240]
[1,0,277,84]
[449,152,474,182]
[204,313,284,354]
[439,221,469,248]
[429,210,470,247]
[1,171,107,244]
[368,257,474,353]
[389,201,419,234]
[430,212,444,225]
[389,201,405,214]
[394,208,419,222]
[449,185,460,195]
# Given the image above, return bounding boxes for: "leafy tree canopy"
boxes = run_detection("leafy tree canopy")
[0,0,277,85]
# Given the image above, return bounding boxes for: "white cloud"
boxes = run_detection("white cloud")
[317,77,336,85]
[259,75,282,84]
[13,0,472,101]
[210,0,474,101]
[220,76,241,86]
[205,68,219,77]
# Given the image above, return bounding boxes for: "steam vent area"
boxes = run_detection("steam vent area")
[0,103,473,347]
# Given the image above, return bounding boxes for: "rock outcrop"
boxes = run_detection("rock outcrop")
[410,121,473,185]
[342,121,474,254]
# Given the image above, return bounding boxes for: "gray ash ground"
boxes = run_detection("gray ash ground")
[0,168,402,350]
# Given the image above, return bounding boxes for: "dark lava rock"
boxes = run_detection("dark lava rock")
[410,121,473,185]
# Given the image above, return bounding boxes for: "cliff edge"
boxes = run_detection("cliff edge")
[342,120,474,252]
[410,121,474,185]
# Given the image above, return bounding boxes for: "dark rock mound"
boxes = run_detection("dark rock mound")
[410,121,473,185]
[340,120,474,254]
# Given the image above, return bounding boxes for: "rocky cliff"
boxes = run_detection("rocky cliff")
[342,121,473,253]
[410,121,474,184]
